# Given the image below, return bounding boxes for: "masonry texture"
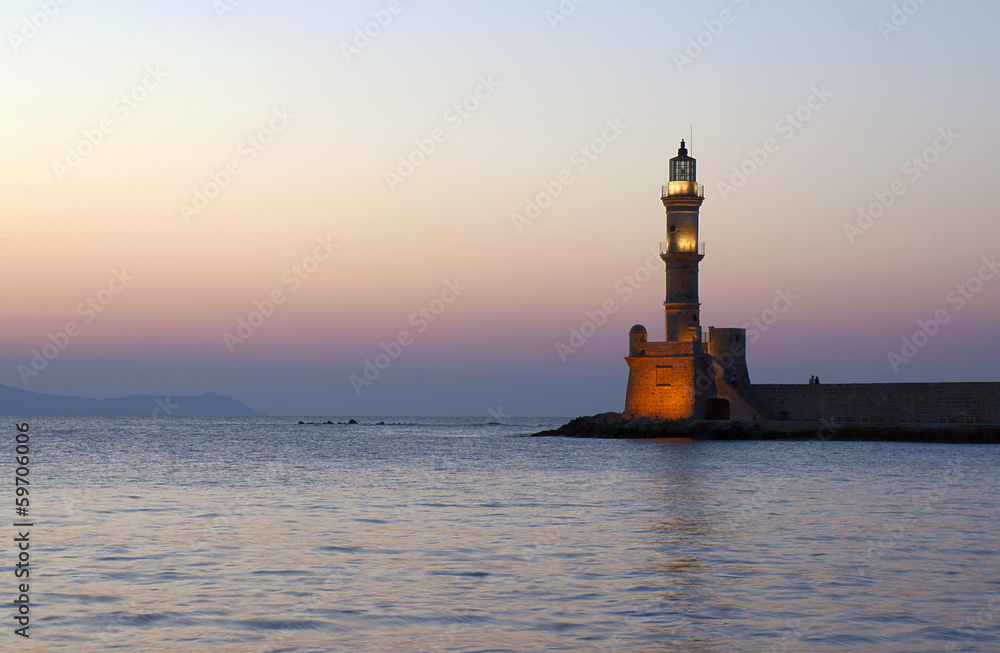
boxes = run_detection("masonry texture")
[750,383,1000,424]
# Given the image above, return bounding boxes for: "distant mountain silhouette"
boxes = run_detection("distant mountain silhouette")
[0,384,265,417]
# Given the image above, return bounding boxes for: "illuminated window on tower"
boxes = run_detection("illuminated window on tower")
[672,160,694,181]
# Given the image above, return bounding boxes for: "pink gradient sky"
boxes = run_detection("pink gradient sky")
[2,0,999,415]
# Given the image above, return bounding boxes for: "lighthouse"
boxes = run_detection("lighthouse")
[612,139,1000,428]
[661,140,705,343]
[623,140,749,421]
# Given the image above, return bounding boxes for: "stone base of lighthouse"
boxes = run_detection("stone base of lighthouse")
[623,325,760,421]
[624,341,709,420]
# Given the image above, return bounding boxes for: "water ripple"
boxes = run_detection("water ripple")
[26,416,1000,652]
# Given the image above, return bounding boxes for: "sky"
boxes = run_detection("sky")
[2,0,999,417]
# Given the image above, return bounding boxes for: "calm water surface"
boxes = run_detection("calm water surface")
[9,417,1000,652]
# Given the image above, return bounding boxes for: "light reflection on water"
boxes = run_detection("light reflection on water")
[16,417,1000,651]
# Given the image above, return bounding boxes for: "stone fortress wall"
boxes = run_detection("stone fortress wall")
[749,382,1000,424]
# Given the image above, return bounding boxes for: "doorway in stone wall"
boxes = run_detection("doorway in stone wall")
[706,398,730,420]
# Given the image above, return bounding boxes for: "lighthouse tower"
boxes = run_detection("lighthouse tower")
[623,140,749,421]
[661,140,705,343]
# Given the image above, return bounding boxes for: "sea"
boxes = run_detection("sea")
[5,416,1000,652]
